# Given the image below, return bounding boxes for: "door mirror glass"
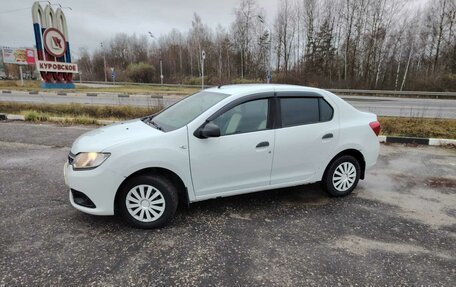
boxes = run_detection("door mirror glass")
[195,122,221,139]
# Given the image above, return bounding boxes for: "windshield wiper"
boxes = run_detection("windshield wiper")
[142,116,164,131]
[150,120,163,131]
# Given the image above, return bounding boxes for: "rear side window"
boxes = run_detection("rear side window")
[319,98,334,121]
[280,98,319,127]
[280,97,333,128]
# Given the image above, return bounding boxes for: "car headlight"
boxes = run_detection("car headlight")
[72,152,110,170]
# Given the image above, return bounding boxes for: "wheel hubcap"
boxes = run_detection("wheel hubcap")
[126,184,165,222]
[332,162,356,192]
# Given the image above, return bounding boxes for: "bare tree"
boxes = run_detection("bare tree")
[76,0,456,91]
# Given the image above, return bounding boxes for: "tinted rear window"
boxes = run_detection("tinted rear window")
[280,97,333,127]
[280,98,319,127]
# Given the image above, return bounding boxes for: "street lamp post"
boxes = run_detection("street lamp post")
[258,15,272,84]
[100,42,107,83]
[201,50,206,89]
[160,59,163,85]
[149,32,164,85]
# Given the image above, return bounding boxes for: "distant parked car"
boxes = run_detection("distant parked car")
[64,84,381,228]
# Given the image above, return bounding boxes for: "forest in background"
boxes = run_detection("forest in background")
[76,0,456,91]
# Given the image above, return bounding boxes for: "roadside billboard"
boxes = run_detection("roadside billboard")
[1,47,36,65]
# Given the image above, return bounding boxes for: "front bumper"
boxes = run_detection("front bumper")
[64,162,124,216]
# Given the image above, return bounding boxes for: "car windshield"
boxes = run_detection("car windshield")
[145,91,230,132]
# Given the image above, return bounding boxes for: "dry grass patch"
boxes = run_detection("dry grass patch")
[379,116,456,139]
[0,102,159,119]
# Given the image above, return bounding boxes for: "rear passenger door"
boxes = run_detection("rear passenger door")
[270,92,338,185]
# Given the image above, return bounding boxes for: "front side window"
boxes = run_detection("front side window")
[280,97,333,128]
[211,99,269,136]
[151,91,230,132]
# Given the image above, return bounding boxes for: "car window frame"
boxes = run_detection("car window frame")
[276,91,334,129]
[196,92,275,137]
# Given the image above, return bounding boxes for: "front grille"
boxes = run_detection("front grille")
[68,152,75,165]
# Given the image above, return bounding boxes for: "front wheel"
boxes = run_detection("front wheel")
[117,175,178,229]
[322,155,360,197]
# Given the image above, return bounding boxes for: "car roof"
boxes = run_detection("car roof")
[205,84,327,96]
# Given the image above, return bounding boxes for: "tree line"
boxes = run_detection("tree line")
[77,0,455,91]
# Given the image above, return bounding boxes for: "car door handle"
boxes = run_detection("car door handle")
[256,141,269,148]
[322,133,333,139]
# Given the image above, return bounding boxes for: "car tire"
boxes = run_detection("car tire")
[117,174,179,229]
[322,155,360,197]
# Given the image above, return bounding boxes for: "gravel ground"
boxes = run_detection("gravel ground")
[0,122,455,286]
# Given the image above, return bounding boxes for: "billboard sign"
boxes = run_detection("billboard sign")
[1,47,36,65]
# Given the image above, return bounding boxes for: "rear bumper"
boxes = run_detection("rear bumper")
[364,138,380,170]
[64,162,124,216]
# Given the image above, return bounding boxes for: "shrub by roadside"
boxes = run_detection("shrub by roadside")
[23,110,49,122]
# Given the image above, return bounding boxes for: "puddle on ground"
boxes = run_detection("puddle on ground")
[331,235,452,259]
[426,177,456,189]
[358,176,456,228]
[360,145,456,228]
[280,188,330,206]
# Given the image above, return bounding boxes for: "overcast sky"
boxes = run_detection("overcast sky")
[0,0,280,58]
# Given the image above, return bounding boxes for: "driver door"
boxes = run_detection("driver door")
[188,96,275,199]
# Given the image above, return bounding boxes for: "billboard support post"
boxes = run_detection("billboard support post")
[19,66,23,86]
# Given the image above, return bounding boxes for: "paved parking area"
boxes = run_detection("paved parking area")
[0,122,455,286]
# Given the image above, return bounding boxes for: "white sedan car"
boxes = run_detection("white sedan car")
[64,84,380,228]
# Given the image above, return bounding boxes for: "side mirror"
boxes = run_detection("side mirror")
[194,122,221,139]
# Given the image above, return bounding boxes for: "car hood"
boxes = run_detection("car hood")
[71,119,161,154]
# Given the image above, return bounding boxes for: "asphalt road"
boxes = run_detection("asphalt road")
[0,122,455,286]
[1,90,456,119]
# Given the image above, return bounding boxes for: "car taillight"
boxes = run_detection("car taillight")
[369,121,381,136]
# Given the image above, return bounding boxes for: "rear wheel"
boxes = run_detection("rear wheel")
[117,175,178,229]
[323,155,360,197]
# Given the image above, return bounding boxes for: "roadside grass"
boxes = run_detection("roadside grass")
[23,110,49,122]
[0,80,41,90]
[20,111,103,125]
[0,80,199,95]
[51,115,99,125]
[1,101,455,138]
[0,102,159,119]
[378,116,456,139]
